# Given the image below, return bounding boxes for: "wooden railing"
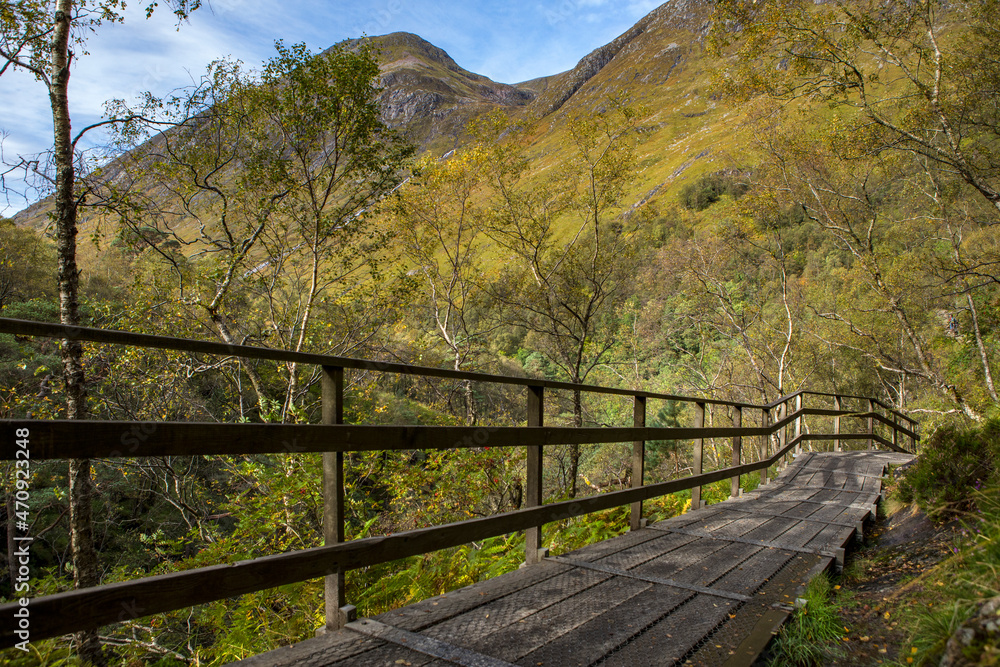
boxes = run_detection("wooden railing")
[0,317,918,648]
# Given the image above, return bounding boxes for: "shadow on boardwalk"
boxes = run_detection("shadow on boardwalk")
[237,450,913,667]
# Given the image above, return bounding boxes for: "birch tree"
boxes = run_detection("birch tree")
[393,146,493,423]
[104,42,412,420]
[484,100,651,497]
[1,2,199,661]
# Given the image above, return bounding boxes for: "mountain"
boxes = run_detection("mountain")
[14,0,730,228]
[521,0,710,117]
[342,0,728,214]
[358,0,725,203]
[354,32,535,154]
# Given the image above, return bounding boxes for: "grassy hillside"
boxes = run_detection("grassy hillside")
[14,0,739,242]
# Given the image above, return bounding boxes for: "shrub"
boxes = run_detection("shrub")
[895,416,1000,518]
[678,172,749,211]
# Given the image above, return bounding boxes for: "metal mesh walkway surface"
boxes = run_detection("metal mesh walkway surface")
[236,450,913,667]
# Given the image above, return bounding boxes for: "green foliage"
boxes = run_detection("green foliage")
[908,601,976,666]
[0,642,83,667]
[646,400,684,471]
[646,492,693,521]
[678,172,749,211]
[548,506,631,555]
[352,533,525,616]
[0,221,56,310]
[891,487,1000,665]
[741,471,762,494]
[767,573,845,666]
[896,417,1000,518]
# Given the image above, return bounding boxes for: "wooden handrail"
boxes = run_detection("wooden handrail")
[0,317,921,648]
[0,425,889,645]
[0,316,921,422]
[0,408,917,461]
[763,389,917,426]
[0,317,752,407]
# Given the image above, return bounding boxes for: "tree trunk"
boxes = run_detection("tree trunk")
[210,311,270,416]
[50,1,104,663]
[965,291,998,403]
[463,380,476,426]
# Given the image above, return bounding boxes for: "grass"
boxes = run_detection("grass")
[902,488,1000,665]
[767,573,845,666]
[907,600,976,665]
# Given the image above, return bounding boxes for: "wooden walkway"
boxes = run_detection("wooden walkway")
[237,450,912,667]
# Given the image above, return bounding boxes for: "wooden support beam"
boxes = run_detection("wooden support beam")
[0,409,913,462]
[322,366,346,631]
[868,399,875,451]
[525,386,544,565]
[761,408,770,486]
[776,401,787,470]
[690,401,706,510]
[631,396,647,531]
[731,406,742,499]
[892,411,899,451]
[794,394,803,455]
[833,395,842,452]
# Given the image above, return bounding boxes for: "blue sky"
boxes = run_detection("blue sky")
[0,0,663,216]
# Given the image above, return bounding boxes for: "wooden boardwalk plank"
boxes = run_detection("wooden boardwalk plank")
[420,568,620,647]
[235,451,911,667]
[598,594,737,667]
[517,586,724,667]
[374,560,572,632]
[590,531,699,571]
[562,524,670,562]
[348,619,516,667]
[464,578,662,662]
[552,556,751,601]
[235,633,383,667]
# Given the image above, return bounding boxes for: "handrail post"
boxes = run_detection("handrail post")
[322,366,347,631]
[730,406,742,499]
[794,394,803,455]
[690,401,706,511]
[892,411,899,451]
[833,395,842,452]
[776,400,787,469]
[761,407,769,486]
[867,398,875,450]
[630,396,647,531]
[525,385,544,564]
